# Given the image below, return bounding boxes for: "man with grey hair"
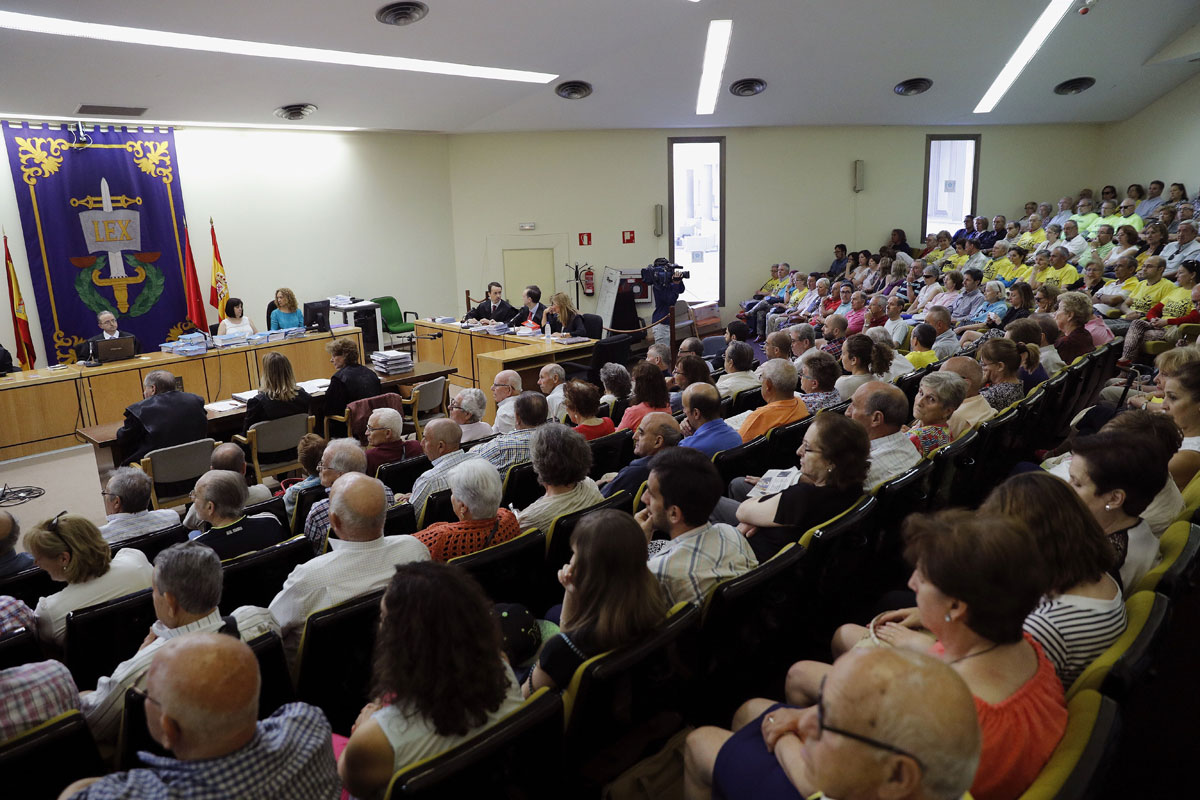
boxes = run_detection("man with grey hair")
[738,359,806,443]
[846,381,920,487]
[450,387,495,442]
[941,356,997,437]
[79,541,277,746]
[400,418,479,521]
[0,510,33,577]
[189,470,286,560]
[364,407,420,476]
[1060,218,1088,262]
[79,309,142,363]
[925,307,959,361]
[270,472,428,665]
[646,343,673,378]
[491,369,523,433]
[302,438,395,553]
[114,369,207,466]
[600,412,682,499]
[99,467,182,544]
[182,443,275,531]
[1161,219,1200,278]
[787,323,816,365]
[536,363,568,420]
[716,341,761,398]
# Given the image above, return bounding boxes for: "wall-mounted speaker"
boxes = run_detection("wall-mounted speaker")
[853,160,864,193]
[654,204,664,237]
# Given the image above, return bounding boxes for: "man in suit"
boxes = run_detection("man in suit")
[80,310,142,361]
[509,284,546,328]
[465,281,517,324]
[115,369,208,466]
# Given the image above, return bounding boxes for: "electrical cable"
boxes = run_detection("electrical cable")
[0,484,46,506]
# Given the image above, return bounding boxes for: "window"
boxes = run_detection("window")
[922,135,980,239]
[669,137,725,306]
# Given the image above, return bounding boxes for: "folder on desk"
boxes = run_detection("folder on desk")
[232,389,259,403]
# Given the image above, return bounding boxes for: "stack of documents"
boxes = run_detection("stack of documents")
[281,327,306,339]
[434,316,457,324]
[232,389,260,403]
[371,350,413,374]
[212,333,247,348]
[298,378,331,394]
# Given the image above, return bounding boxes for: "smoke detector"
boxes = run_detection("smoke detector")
[1053,77,1096,95]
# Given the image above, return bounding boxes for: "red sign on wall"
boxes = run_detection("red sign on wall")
[622,230,635,244]
[578,232,592,246]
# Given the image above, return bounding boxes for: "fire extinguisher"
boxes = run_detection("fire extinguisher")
[582,268,595,296]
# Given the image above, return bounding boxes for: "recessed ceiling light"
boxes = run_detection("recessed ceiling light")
[274,103,317,121]
[696,20,733,115]
[893,78,932,97]
[555,80,593,100]
[1053,76,1095,95]
[974,0,1075,113]
[729,78,766,97]
[375,2,429,26]
[0,9,556,84]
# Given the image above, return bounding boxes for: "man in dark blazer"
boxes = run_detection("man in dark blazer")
[465,281,517,324]
[115,369,208,465]
[79,310,142,362]
[509,284,546,328]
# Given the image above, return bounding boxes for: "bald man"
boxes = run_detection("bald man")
[270,473,428,666]
[845,381,921,487]
[182,443,273,531]
[0,510,34,577]
[491,369,523,433]
[599,412,682,499]
[60,634,340,799]
[941,356,997,437]
[685,647,981,800]
[401,418,480,518]
[680,383,741,457]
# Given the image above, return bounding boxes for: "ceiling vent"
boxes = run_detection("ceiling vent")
[555,80,593,100]
[893,78,933,97]
[75,104,147,117]
[376,2,429,26]
[729,78,767,97]
[273,103,318,121]
[1053,77,1096,95]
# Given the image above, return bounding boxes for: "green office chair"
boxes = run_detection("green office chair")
[372,295,418,352]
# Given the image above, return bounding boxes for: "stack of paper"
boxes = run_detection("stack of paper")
[371,350,413,374]
[514,327,538,336]
[327,294,354,307]
[212,333,247,348]
[281,327,306,339]
[298,378,331,394]
[205,400,243,413]
[232,389,260,403]
[434,316,457,324]
[176,343,207,357]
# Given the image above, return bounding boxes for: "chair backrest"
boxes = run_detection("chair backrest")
[142,438,216,508]
[542,493,630,608]
[266,299,278,323]
[894,364,930,407]
[1178,470,1200,523]
[290,484,327,536]
[927,428,981,510]
[587,335,632,384]
[248,413,311,453]
[385,502,418,537]
[0,711,106,800]
[219,535,312,613]
[1017,690,1121,800]
[296,589,385,735]
[872,461,935,585]
[376,454,432,492]
[247,631,297,718]
[799,495,883,633]
[957,405,1022,507]
[384,689,565,799]
[588,429,635,479]
[731,387,766,415]
[413,376,448,415]
[764,415,815,470]
[581,313,603,340]
[711,436,769,487]
[373,295,405,328]
[1133,521,1200,597]
[244,495,288,528]
[64,588,157,688]
[0,626,41,670]
[500,461,542,510]
[0,567,57,609]
[449,528,547,610]
[417,488,456,528]
[609,397,630,424]
[344,392,407,443]
[1067,590,1170,702]
[110,523,189,563]
[117,687,171,769]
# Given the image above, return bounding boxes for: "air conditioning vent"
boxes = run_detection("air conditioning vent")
[1053,77,1096,95]
[75,104,147,117]
[729,78,766,97]
[376,2,429,26]
[273,103,318,121]
[893,78,933,97]
[555,80,593,100]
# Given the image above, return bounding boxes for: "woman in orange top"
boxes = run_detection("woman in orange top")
[414,459,520,561]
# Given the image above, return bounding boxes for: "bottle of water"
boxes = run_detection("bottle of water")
[544,322,551,344]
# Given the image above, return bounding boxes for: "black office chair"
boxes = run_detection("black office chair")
[376,455,431,493]
[449,528,547,609]
[109,523,189,563]
[0,711,106,800]
[581,313,603,340]
[0,567,58,609]
[64,589,157,689]
[296,589,385,735]
[562,334,632,386]
[220,536,312,613]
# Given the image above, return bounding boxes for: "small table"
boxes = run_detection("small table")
[330,301,383,353]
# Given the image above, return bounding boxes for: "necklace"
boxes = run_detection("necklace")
[949,642,1000,665]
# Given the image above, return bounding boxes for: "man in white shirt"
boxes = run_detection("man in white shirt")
[1048,195,1075,229]
[80,541,277,746]
[270,472,429,666]
[1161,221,1200,279]
[491,369,522,433]
[1060,219,1089,263]
[787,323,816,366]
[883,296,910,348]
[846,381,921,487]
[537,363,567,420]
[941,357,998,438]
[98,467,181,544]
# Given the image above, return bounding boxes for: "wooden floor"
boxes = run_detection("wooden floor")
[1,445,108,546]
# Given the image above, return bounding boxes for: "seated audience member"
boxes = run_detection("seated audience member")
[537,363,568,420]
[846,382,922,487]
[978,338,1035,411]
[599,362,632,408]
[909,264,944,313]
[908,372,966,456]
[1162,360,1200,485]
[96,468,181,545]
[1069,432,1167,589]
[1161,221,1200,275]
[835,334,891,401]
[671,354,715,413]
[754,331,793,377]
[450,387,494,443]
[183,443,274,531]
[337,563,523,799]
[983,474,1127,687]
[414,459,520,561]
[546,291,588,338]
[602,412,682,498]
[817,314,849,359]
[1120,261,1200,363]
[959,281,1035,346]
[25,513,153,649]
[618,361,673,431]
[0,510,33,577]
[678,336,716,372]
[268,286,304,329]
[564,379,615,440]
[0,659,79,744]
[739,359,807,442]
[490,369,523,434]
[925,307,960,361]
[1119,256,1174,322]
[787,323,817,364]
[843,290,869,334]
[865,327,914,380]
[1093,256,1140,317]
[79,310,142,362]
[1053,291,1097,364]
[733,413,867,561]
[364,408,421,476]
[401,418,477,515]
[927,271,962,312]
[685,647,981,800]
[796,349,843,413]
[716,341,762,399]
[680,383,741,457]
[1005,318,1050,391]
[904,323,939,369]
[517,425,603,533]
[646,343,673,380]
[188,471,287,560]
[271,473,429,663]
[283,434,327,521]
[471,392,548,474]
[79,542,277,745]
[637,448,758,605]
[1031,313,1067,375]
[465,281,517,324]
[883,295,911,347]
[526,509,667,696]
[949,268,987,325]
[324,338,382,423]
[941,356,998,437]
[957,279,1008,331]
[114,369,207,466]
[1109,345,1200,410]
[786,511,1065,800]
[63,634,340,800]
[302,438,396,553]
[509,284,547,328]
[243,351,310,433]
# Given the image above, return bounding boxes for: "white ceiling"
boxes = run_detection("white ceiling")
[1,0,1198,132]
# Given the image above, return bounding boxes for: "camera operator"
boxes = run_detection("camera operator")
[641,258,688,347]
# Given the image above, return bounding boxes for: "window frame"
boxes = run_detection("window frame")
[921,134,982,240]
[668,135,727,307]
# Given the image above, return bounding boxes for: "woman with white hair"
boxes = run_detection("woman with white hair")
[413,459,521,561]
[364,407,421,476]
[908,372,966,456]
[450,388,494,443]
[517,425,603,535]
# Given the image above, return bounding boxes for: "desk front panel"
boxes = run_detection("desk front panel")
[0,377,85,459]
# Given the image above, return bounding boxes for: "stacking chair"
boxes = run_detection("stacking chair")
[1067,591,1171,702]
[1017,690,1121,800]
[244,494,289,528]
[0,626,41,670]
[416,489,456,528]
[500,462,541,511]
[233,414,314,485]
[730,386,766,415]
[764,416,814,470]
[588,429,634,479]
[0,567,57,609]
[927,429,980,509]
[64,588,157,689]
[109,523,188,563]
[219,535,312,613]
[296,589,385,735]
[1132,521,1200,597]
[139,438,216,509]
[711,436,769,487]
[384,502,418,537]
[449,528,547,610]
[376,454,431,492]
[290,484,327,536]
[401,377,449,438]
[0,711,106,800]
[373,295,418,351]
[383,689,564,799]
[541,493,630,606]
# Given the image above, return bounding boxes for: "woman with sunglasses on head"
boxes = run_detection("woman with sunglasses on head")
[25,513,154,651]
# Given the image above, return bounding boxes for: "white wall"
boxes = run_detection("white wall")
[1096,71,1200,193]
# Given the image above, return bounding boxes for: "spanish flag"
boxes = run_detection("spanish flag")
[4,233,35,369]
[209,218,229,320]
[183,222,208,333]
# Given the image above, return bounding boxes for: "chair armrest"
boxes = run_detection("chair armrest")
[232,434,250,445]
[403,311,418,322]
[138,457,152,479]
[307,415,316,434]
[327,413,347,423]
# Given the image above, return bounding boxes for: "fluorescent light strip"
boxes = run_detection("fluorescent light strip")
[0,111,363,133]
[696,20,733,115]
[0,10,557,84]
[973,0,1074,114]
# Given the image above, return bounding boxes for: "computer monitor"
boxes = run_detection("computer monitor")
[303,300,330,333]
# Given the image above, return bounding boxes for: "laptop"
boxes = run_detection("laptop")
[95,336,137,364]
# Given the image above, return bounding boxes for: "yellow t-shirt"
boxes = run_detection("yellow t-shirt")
[1127,279,1176,314]
[1159,286,1195,320]
[940,253,969,272]
[1086,214,1122,237]
[1016,228,1047,250]
[1002,264,1032,285]
[906,349,939,369]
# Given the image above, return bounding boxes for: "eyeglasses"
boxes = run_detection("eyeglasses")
[129,683,162,710]
[798,440,822,456]
[817,678,925,771]
[47,510,73,558]
[364,425,382,433]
